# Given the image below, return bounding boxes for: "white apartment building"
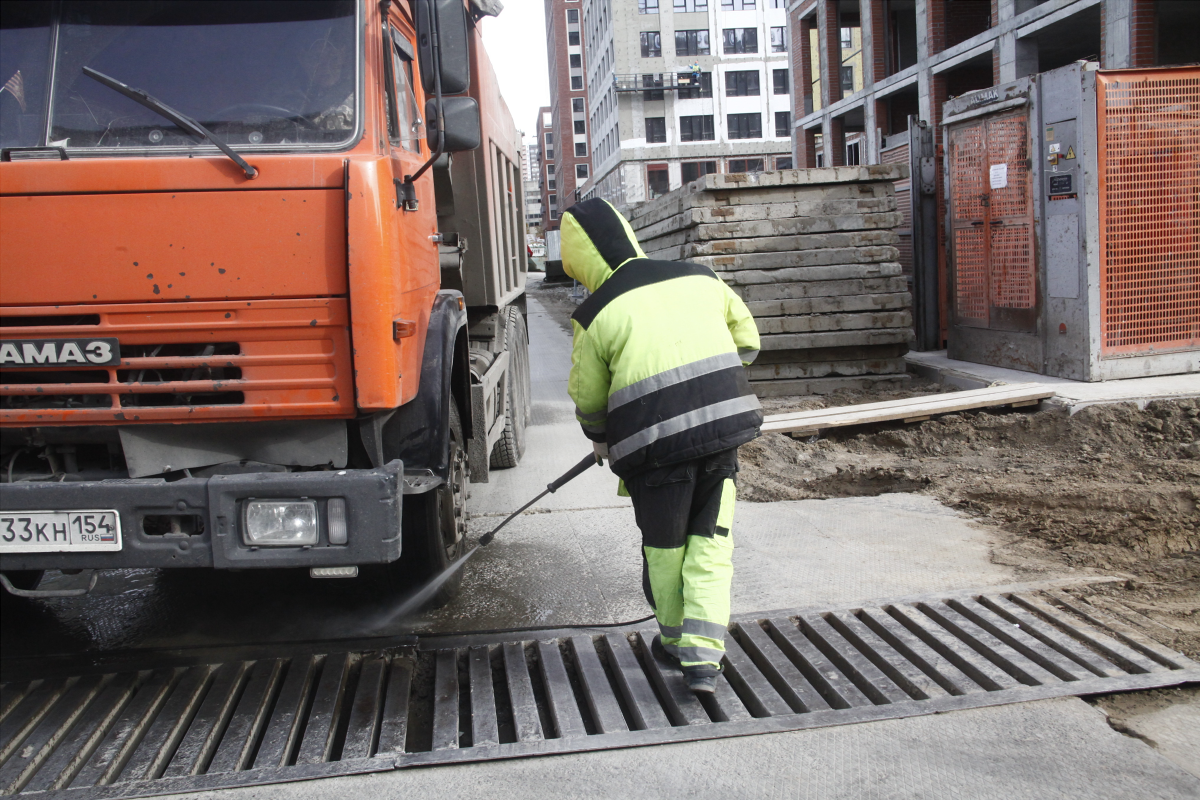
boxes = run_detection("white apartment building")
[581,0,793,210]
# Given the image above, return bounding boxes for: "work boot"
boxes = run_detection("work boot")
[651,635,680,666]
[683,664,721,694]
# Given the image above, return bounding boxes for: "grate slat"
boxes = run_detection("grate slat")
[113,666,211,783]
[250,656,319,770]
[634,632,710,727]
[977,597,1124,678]
[205,659,284,775]
[1041,591,1192,670]
[886,605,1018,691]
[467,648,498,747]
[0,675,105,796]
[162,662,248,778]
[916,603,1060,686]
[339,656,387,761]
[502,643,543,743]
[68,670,177,789]
[719,635,793,718]
[856,608,983,696]
[568,637,627,734]
[20,673,141,794]
[764,619,873,709]
[430,651,460,751]
[535,641,586,739]
[825,611,949,700]
[296,654,353,765]
[947,599,1095,682]
[1007,594,1161,675]
[0,677,72,767]
[600,634,670,731]
[0,682,36,726]
[375,659,412,756]
[732,622,831,713]
[796,614,912,705]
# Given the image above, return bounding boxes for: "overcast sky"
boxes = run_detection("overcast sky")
[480,2,550,140]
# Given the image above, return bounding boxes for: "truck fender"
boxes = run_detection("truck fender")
[381,290,472,481]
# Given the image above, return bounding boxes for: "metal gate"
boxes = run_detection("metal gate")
[1096,68,1200,357]
[948,111,1037,332]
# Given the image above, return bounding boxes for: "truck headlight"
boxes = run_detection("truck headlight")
[244,500,318,546]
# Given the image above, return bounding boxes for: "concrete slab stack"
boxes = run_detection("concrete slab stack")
[626,166,914,397]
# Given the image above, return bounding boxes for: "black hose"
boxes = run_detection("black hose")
[416,613,657,639]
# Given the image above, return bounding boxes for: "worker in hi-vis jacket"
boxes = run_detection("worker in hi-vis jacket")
[561,198,763,693]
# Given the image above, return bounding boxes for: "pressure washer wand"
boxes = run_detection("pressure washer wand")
[477,452,598,546]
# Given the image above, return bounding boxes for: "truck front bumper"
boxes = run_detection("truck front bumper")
[0,462,404,571]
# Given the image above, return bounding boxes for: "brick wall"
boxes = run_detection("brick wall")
[823,0,841,106]
[927,0,945,55]
[865,0,886,85]
[1131,0,1157,67]
[803,127,819,168]
[829,116,846,166]
[944,0,990,49]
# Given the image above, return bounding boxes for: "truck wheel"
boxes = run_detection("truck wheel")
[490,308,530,469]
[1,570,44,592]
[397,401,469,607]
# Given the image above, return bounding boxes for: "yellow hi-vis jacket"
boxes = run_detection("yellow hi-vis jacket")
[562,198,763,478]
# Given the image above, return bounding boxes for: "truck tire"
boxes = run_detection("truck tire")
[490,308,530,469]
[395,401,469,607]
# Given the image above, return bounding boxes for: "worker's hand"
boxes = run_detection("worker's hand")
[593,440,609,465]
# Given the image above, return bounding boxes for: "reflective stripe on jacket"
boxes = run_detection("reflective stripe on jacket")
[562,198,763,478]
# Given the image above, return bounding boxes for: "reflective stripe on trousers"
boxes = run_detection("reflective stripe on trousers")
[644,477,736,667]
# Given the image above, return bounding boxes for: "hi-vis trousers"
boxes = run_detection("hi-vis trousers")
[625,448,738,668]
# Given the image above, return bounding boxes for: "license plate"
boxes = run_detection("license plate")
[0,510,122,553]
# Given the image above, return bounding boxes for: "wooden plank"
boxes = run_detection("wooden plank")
[761,384,1057,434]
[536,640,587,739]
[376,658,413,756]
[251,655,319,769]
[468,647,499,747]
[755,311,912,335]
[634,632,710,727]
[568,637,628,734]
[340,656,387,760]
[502,643,544,742]
[430,650,460,751]
[296,654,352,765]
[745,291,911,317]
[751,375,910,400]
[601,635,671,731]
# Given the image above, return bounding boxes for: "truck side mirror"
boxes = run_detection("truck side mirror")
[416,0,470,96]
[426,97,480,152]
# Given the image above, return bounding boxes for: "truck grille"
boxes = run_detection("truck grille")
[1,300,354,424]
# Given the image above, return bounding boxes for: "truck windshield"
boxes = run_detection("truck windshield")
[0,1,358,152]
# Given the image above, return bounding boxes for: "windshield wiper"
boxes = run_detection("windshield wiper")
[82,67,257,179]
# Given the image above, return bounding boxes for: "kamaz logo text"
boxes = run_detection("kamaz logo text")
[0,338,121,367]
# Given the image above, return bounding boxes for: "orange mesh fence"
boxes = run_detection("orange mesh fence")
[1097,68,1200,356]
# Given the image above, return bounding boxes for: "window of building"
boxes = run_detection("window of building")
[679,114,715,141]
[646,117,666,143]
[575,142,587,156]
[722,28,758,54]
[566,9,578,23]
[547,164,555,174]
[574,120,586,134]
[815,152,824,167]
[573,98,584,113]
[647,164,670,198]
[727,113,762,139]
[676,71,712,98]
[773,69,789,95]
[725,70,760,96]
[640,31,662,58]
[638,0,659,13]
[681,161,718,182]
[549,194,557,205]
[548,179,556,190]
[721,0,756,8]
[569,30,580,46]
[774,156,793,169]
[840,66,854,96]
[639,74,663,100]
[545,133,553,145]
[675,29,710,56]
[674,0,708,10]
[576,163,589,179]
[571,76,583,90]
[570,53,582,68]
[846,141,861,165]
[770,27,786,52]
[547,148,555,159]
[727,158,764,173]
[774,111,790,137]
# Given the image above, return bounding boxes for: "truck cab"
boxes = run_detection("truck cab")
[0,0,530,600]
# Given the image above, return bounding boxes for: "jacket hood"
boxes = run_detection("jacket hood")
[560,198,647,292]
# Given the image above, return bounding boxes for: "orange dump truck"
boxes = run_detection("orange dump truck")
[0,0,530,600]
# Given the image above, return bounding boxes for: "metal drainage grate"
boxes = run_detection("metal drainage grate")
[2,587,1197,799]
